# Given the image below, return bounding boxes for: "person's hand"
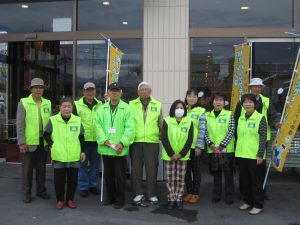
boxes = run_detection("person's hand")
[177,154,182,160]
[210,144,218,153]
[104,92,110,102]
[81,152,86,162]
[115,143,123,154]
[257,157,263,165]
[19,144,28,153]
[172,154,178,161]
[195,148,202,156]
[275,122,282,129]
[104,140,112,147]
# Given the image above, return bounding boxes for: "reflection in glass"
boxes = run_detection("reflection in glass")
[78,0,143,31]
[0,1,73,33]
[190,0,292,28]
[76,39,142,101]
[190,38,244,101]
[0,43,8,136]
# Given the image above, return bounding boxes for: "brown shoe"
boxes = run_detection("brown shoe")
[183,194,192,202]
[189,195,199,203]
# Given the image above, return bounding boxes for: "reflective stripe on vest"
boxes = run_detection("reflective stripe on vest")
[129,97,161,143]
[235,111,265,159]
[74,97,102,141]
[187,106,206,149]
[162,116,192,161]
[206,109,234,153]
[21,95,51,145]
[50,113,81,162]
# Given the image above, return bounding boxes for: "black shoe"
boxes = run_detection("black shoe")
[89,187,100,195]
[167,201,175,210]
[104,199,116,206]
[79,190,89,198]
[23,195,32,203]
[37,193,50,200]
[113,202,124,209]
[264,195,269,200]
[211,198,221,203]
[176,201,183,210]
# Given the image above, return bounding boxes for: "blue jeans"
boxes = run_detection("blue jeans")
[78,144,100,191]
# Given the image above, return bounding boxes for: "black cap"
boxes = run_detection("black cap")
[108,82,122,90]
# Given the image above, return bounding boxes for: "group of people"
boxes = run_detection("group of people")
[16,76,280,215]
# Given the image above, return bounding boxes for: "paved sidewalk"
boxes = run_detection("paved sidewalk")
[0,162,300,225]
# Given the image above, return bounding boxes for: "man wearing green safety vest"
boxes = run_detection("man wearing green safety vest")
[16,78,51,203]
[95,82,135,209]
[129,81,162,206]
[73,82,102,198]
[234,77,281,200]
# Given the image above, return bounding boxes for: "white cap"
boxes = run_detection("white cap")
[248,78,264,86]
[138,81,151,90]
[83,82,96,90]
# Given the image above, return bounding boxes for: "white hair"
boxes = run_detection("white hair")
[138,81,151,90]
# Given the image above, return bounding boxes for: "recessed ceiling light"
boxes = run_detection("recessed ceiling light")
[21,4,29,8]
[103,1,110,6]
[240,6,249,10]
[208,42,212,45]
[0,31,8,34]
[122,21,128,25]
[208,49,212,52]
[207,55,211,58]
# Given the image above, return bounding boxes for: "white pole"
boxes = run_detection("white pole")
[263,47,300,189]
[249,41,253,79]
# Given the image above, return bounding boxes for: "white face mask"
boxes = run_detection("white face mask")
[175,108,185,118]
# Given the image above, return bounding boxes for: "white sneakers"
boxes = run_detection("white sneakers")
[133,195,144,203]
[249,207,264,215]
[149,196,159,205]
[239,203,251,210]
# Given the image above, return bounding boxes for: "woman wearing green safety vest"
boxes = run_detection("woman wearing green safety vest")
[161,99,194,210]
[44,97,86,210]
[236,94,267,215]
[183,89,206,204]
[204,93,235,204]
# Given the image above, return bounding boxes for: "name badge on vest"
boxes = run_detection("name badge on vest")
[248,122,256,128]
[70,126,78,132]
[43,107,50,113]
[108,128,116,134]
[181,127,188,133]
[151,106,157,112]
[218,118,226,124]
[191,114,199,120]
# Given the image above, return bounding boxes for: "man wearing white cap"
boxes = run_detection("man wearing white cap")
[129,81,162,206]
[73,82,102,197]
[16,78,52,203]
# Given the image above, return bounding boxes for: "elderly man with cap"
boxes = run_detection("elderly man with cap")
[95,82,135,209]
[234,77,281,200]
[73,82,102,197]
[129,81,162,206]
[16,78,52,203]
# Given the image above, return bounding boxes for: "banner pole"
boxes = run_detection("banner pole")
[263,47,300,189]
[249,41,253,79]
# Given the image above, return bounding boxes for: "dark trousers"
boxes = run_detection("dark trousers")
[54,168,78,202]
[21,141,47,197]
[238,158,265,209]
[102,155,127,204]
[212,169,234,201]
[185,149,201,195]
[129,143,159,198]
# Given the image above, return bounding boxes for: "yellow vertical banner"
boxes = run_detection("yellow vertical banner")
[108,45,123,85]
[230,44,251,112]
[272,50,300,172]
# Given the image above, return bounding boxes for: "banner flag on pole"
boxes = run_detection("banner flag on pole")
[230,44,251,112]
[108,44,123,85]
[271,47,300,172]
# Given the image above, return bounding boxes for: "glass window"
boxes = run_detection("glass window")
[252,41,300,113]
[78,0,143,31]
[190,0,292,28]
[0,43,8,140]
[76,39,142,101]
[0,1,73,33]
[190,38,244,103]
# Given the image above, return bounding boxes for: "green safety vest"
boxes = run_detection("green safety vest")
[162,116,192,161]
[241,94,270,140]
[235,110,265,160]
[187,106,205,148]
[50,113,81,162]
[206,109,234,153]
[129,97,161,143]
[95,100,135,157]
[74,97,102,141]
[21,94,51,146]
